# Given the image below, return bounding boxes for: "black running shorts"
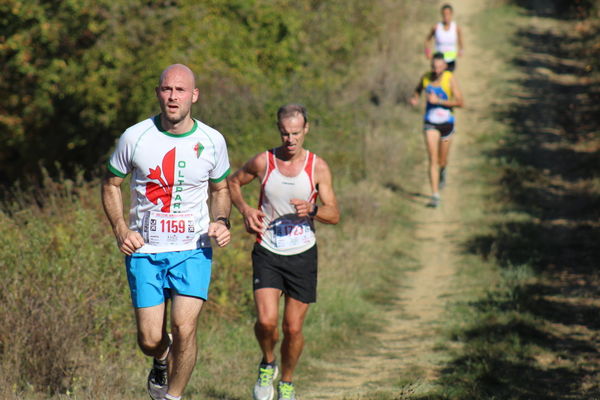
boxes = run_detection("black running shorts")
[424,122,455,139]
[251,243,318,304]
[446,60,456,71]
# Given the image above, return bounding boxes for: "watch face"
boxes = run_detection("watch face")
[217,217,231,229]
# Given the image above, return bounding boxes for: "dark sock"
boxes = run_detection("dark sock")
[154,357,167,367]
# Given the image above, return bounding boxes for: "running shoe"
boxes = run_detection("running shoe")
[253,362,279,400]
[147,358,168,400]
[277,381,296,400]
[147,334,172,400]
[439,167,447,190]
[427,194,441,208]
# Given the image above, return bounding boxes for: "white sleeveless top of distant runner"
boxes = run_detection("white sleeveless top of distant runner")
[257,149,318,256]
[434,21,458,62]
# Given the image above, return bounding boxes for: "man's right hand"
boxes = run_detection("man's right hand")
[425,47,432,59]
[115,228,145,255]
[242,207,266,234]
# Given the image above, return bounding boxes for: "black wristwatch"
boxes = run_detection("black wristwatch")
[308,204,318,218]
[215,216,231,230]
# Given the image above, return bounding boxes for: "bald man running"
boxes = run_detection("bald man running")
[102,64,232,400]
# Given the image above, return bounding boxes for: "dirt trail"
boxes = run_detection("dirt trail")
[305,1,487,398]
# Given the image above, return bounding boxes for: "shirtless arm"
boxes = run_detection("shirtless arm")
[291,157,339,225]
[410,79,424,106]
[447,75,464,108]
[101,173,145,255]
[424,25,436,59]
[207,179,231,247]
[457,25,464,56]
[227,153,267,233]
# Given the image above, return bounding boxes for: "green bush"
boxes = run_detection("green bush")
[1,0,379,184]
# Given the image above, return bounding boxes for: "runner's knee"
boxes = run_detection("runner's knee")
[171,320,198,342]
[282,321,303,337]
[256,316,278,333]
[137,330,164,354]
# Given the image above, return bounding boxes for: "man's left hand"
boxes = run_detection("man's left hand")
[290,198,314,218]
[208,222,231,247]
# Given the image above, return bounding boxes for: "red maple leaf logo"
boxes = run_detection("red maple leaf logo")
[145,148,176,212]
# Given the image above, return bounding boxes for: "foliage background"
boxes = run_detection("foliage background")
[1,0,383,184]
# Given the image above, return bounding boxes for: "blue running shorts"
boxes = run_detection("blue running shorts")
[125,248,213,308]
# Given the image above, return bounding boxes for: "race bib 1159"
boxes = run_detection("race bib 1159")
[143,211,196,247]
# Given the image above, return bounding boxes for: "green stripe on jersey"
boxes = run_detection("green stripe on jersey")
[107,162,127,178]
[209,168,230,183]
[154,115,198,138]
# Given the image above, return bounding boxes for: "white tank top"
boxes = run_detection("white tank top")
[257,149,318,255]
[434,21,458,61]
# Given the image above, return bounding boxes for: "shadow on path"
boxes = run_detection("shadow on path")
[423,2,600,399]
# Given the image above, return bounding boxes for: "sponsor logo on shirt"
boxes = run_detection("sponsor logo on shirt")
[194,142,204,158]
[146,148,176,212]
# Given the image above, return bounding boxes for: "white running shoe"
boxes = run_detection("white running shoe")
[277,381,296,400]
[427,194,441,208]
[253,362,279,400]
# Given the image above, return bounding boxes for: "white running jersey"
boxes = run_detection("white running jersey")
[434,21,458,61]
[108,115,230,253]
[257,149,318,256]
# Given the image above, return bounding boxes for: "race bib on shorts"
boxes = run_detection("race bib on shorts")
[143,211,196,247]
[426,107,452,124]
[273,219,314,249]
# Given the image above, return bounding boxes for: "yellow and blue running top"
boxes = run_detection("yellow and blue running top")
[422,70,454,124]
